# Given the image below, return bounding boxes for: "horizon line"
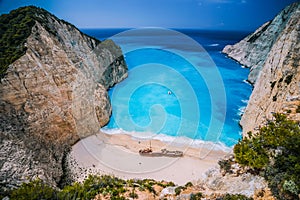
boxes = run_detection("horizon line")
[78,27,254,32]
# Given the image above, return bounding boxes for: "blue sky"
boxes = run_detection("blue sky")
[0,0,298,30]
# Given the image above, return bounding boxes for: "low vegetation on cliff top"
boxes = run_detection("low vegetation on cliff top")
[0,6,34,78]
[0,6,53,78]
[0,6,100,79]
[3,174,255,200]
[5,175,184,200]
[234,113,300,200]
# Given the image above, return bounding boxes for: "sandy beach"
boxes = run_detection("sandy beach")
[69,132,231,185]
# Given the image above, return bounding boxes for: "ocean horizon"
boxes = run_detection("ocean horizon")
[81,28,252,149]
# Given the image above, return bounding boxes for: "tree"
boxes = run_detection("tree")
[234,114,300,200]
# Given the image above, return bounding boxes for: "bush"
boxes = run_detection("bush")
[0,6,99,79]
[296,105,300,113]
[218,158,233,173]
[190,192,203,200]
[10,179,57,200]
[175,186,185,195]
[0,7,36,78]
[234,135,269,170]
[283,180,299,196]
[185,181,193,187]
[165,181,175,187]
[221,193,253,200]
[234,113,300,200]
[7,175,182,199]
[129,190,138,199]
[9,175,130,200]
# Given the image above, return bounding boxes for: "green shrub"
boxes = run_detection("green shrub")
[234,113,300,200]
[175,186,185,196]
[0,7,37,78]
[0,6,101,79]
[283,180,299,196]
[221,193,253,200]
[129,190,138,199]
[190,192,203,200]
[111,196,126,200]
[185,181,193,187]
[218,158,233,173]
[57,175,128,200]
[165,181,175,187]
[296,105,300,113]
[234,136,269,169]
[144,183,156,195]
[10,179,57,200]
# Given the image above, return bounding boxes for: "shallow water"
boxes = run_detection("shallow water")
[82,28,252,148]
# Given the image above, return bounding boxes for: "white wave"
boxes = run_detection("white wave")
[233,118,240,123]
[237,106,246,116]
[243,79,252,86]
[101,127,156,138]
[241,99,249,104]
[100,127,232,152]
[208,43,219,47]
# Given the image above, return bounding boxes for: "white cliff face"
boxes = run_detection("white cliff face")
[0,9,127,188]
[223,2,300,135]
[197,167,268,198]
[223,3,300,85]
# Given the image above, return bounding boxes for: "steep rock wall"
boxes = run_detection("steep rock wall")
[222,2,300,135]
[0,8,127,189]
[223,2,299,85]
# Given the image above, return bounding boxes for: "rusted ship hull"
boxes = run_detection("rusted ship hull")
[139,149,183,157]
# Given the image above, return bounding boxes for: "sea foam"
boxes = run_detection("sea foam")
[100,127,232,152]
[208,43,220,47]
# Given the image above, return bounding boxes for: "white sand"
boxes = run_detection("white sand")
[69,132,230,185]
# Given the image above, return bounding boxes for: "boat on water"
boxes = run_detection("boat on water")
[139,148,183,157]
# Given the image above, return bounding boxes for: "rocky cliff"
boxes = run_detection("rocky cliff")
[223,2,300,135]
[0,6,127,190]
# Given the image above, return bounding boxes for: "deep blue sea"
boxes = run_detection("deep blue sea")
[81,28,252,149]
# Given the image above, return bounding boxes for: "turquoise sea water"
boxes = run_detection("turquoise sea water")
[82,28,252,148]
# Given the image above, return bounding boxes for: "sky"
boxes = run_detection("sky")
[0,0,298,31]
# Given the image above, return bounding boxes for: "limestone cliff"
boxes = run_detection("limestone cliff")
[0,6,127,189]
[222,2,300,135]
